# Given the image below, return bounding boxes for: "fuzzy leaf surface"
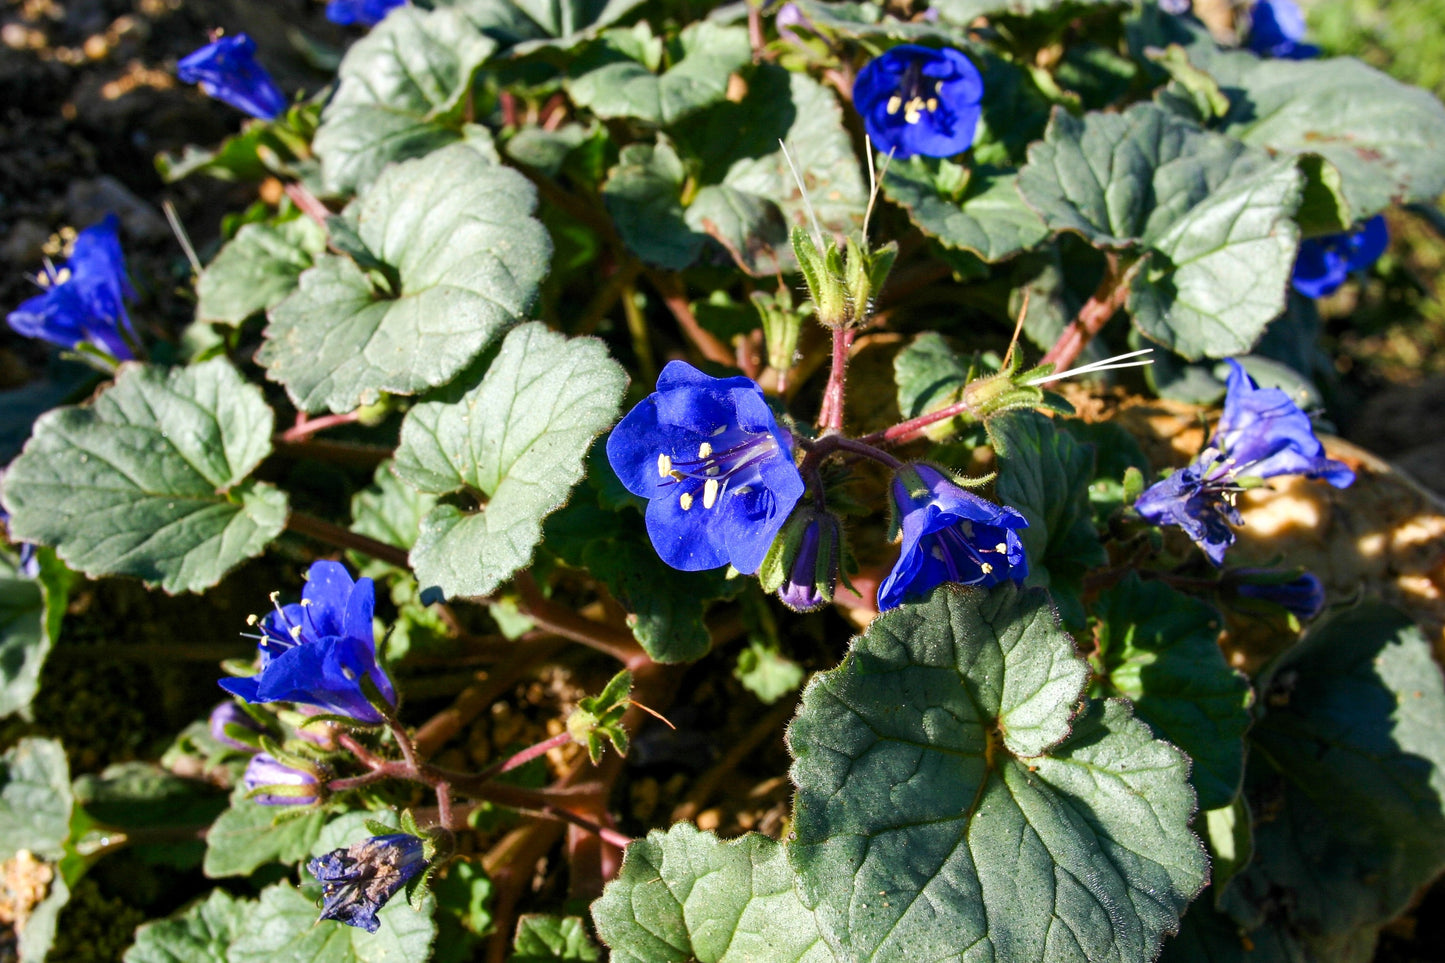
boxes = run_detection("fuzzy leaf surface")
[788,585,1207,963]
[0,359,284,594]
[568,23,751,127]
[883,161,1048,263]
[1092,574,1252,810]
[1205,50,1445,217]
[351,462,438,554]
[195,218,325,326]
[1018,103,1303,359]
[314,5,497,193]
[1227,603,1445,945]
[591,823,833,963]
[260,144,551,414]
[202,786,327,878]
[228,881,437,963]
[124,889,248,963]
[989,410,1106,627]
[394,324,626,599]
[511,915,601,961]
[0,737,71,861]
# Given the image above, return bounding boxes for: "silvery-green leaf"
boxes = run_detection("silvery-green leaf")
[394,324,626,599]
[124,889,248,963]
[196,218,326,326]
[260,144,551,414]
[314,5,497,194]
[0,737,71,862]
[568,23,751,127]
[228,881,436,963]
[0,360,285,594]
[883,161,1048,263]
[788,586,1207,963]
[592,823,833,963]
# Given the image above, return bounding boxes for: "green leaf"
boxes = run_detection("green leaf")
[568,23,752,127]
[1201,797,1252,897]
[893,332,971,424]
[882,161,1048,263]
[1017,103,1305,360]
[1205,50,1445,217]
[1091,575,1252,810]
[591,823,833,963]
[124,889,249,963]
[601,141,698,270]
[195,218,326,326]
[787,585,1208,963]
[202,785,327,878]
[314,5,498,194]
[0,359,285,594]
[351,462,439,554]
[228,881,437,963]
[394,323,626,599]
[260,144,552,414]
[511,915,601,962]
[0,737,72,862]
[932,0,1123,25]
[678,67,867,274]
[0,550,67,719]
[73,762,228,868]
[734,639,805,705]
[988,410,1106,626]
[445,0,645,51]
[1227,603,1445,945]
[17,873,69,963]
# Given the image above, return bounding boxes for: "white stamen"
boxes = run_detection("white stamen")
[903,96,926,124]
[289,625,303,640]
[886,94,903,115]
[980,562,994,574]
[932,546,947,561]
[657,453,673,477]
[698,442,713,459]
[712,425,727,437]
[342,666,357,680]
[703,478,720,509]
[300,598,312,607]
[995,543,1008,554]
[705,466,720,476]
[1025,349,1155,386]
[269,591,281,604]
[246,613,258,626]
[680,492,694,511]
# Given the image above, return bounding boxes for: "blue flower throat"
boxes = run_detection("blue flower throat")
[655,431,780,513]
[929,520,1014,582]
[885,61,947,128]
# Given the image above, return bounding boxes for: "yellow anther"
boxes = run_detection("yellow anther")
[300,598,312,607]
[289,625,304,640]
[903,96,926,124]
[927,97,938,111]
[698,442,713,459]
[959,521,975,538]
[980,562,994,574]
[995,543,1008,554]
[657,453,673,478]
[680,492,694,511]
[669,470,686,481]
[886,94,903,115]
[246,613,259,626]
[269,591,281,603]
[703,478,720,509]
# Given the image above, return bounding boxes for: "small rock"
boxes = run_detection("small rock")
[65,175,167,242]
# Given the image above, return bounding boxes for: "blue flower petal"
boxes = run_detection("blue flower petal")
[6,214,135,359]
[854,45,984,159]
[178,34,288,121]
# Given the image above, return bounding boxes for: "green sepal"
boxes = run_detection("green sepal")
[791,226,848,329]
[364,818,398,838]
[751,286,810,376]
[1122,465,1146,506]
[567,670,633,765]
[220,722,264,751]
[844,236,897,325]
[242,781,323,804]
[256,735,327,776]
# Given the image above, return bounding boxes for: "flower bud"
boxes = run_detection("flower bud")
[751,287,806,379]
[243,752,321,806]
[209,701,265,752]
[760,507,842,613]
[1232,569,1325,622]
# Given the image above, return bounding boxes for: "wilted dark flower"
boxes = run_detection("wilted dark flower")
[606,361,804,575]
[220,560,396,723]
[763,508,841,613]
[326,0,406,26]
[1247,0,1319,59]
[878,464,1028,611]
[243,752,319,805]
[1292,215,1389,299]
[7,214,136,360]
[177,34,287,120]
[308,834,427,932]
[853,45,984,159]
[1135,360,1353,564]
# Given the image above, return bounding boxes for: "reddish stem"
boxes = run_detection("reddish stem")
[473,731,574,784]
[284,182,333,227]
[1040,253,1133,373]
[645,270,735,367]
[857,395,981,448]
[515,574,647,668]
[817,327,855,431]
[280,411,362,443]
[286,512,411,569]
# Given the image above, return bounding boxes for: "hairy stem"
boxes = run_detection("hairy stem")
[285,512,410,569]
[279,411,362,443]
[515,573,648,668]
[817,327,855,431]
[473,731,575,784]
[645,270,735,367]
[1040,252,1133,373]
